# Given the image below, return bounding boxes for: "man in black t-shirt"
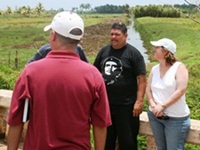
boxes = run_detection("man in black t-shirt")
[94,22,146,150]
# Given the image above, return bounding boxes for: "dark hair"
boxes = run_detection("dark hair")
[164,51,179,65]
[111,22,127,34]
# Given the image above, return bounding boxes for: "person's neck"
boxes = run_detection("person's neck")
[52,45,76,52]
[160,61,170,68]
[112,43,126,50]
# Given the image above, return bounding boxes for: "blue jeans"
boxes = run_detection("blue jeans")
[147,110,190,150]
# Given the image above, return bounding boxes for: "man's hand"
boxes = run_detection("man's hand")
[133,100,143,117]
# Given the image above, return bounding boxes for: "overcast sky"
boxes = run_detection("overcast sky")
[0,0,186,10]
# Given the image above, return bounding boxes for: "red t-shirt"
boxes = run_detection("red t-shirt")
[8,51,111,150]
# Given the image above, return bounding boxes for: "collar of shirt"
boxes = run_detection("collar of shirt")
[46,50,80,60]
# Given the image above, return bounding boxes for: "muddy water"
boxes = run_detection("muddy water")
[127,20,150,63]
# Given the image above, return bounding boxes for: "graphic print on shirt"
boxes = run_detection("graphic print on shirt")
[102,57,123,85]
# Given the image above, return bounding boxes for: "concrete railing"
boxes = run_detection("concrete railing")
[0,89,200,149]
[139,112,200,149]
[0,90,13,139]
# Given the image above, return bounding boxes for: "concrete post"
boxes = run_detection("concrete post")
[146,135,156,150]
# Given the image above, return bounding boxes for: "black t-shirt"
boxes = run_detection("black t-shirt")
[94,43,146,105]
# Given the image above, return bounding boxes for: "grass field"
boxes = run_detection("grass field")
[135,16,200,117]
[0,13,200,149]
[135,17,200,65]
[0,13,124,89]
[135,16,200,149]
[0,13,122,69]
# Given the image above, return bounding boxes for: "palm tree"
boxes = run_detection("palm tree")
[79,3,91,13]
[85,3,91,11]
[79,4,85,11]
[72,7,78,12]
[16,6,32,17]
[121,4,130,17]
[35,3,45,15]
[5,7,12,15]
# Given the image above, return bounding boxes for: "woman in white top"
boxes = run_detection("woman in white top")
[146,38,190,150]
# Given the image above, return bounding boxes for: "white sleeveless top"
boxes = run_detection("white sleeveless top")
[150,61,190,117]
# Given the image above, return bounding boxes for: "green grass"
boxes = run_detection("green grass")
[135,16,200,150]
[0,13,123,69]
[135,16,200,117]
[135,17,200,65]
[82,13,123,27]
[0,14,200,149]
[0,13,123,89]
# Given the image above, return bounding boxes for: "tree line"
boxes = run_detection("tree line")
[0,3,199,19]
[0,3,45,16]
[0,3,129,16]
[133,5,181,18]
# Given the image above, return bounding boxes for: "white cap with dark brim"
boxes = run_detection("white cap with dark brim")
[44,11,84,40]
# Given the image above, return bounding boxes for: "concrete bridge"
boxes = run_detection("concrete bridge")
[0,89,199,149]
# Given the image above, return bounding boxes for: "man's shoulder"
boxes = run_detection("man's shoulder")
[126,43,139,51]
[38,44,51,54]
[126,43,143,55]
[103,44,111,49]
[99,45,111,53]
[76,44,83,52]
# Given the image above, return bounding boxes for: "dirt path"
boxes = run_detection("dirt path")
[81,16,124,57]
[0,16,125,149]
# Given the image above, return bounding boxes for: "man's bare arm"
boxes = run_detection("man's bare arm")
[7,123,23,150]
[93,125,107,150]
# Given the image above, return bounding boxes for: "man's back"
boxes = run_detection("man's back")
[7,11,111,150]
[9,51,110,149]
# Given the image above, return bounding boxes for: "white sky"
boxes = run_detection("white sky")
[0,0,186,10]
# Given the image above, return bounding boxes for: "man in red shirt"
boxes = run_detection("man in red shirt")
[7,11,111,150]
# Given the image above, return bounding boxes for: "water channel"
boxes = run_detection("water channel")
[126,20,150,63]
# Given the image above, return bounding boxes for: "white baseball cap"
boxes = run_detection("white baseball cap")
[44,11,84,40]
[150,38,176,54]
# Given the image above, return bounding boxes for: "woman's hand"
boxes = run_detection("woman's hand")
[152,103,165,117]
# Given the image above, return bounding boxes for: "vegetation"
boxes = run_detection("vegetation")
[133,5,181,18]
[94,4,129,14]
[174,3,199,14]
[135,16,200,149]
[135,16,200,117]
[0,3,200,149]
[0,13,124,89]
[0,3,130,16]
[0,3,45,17]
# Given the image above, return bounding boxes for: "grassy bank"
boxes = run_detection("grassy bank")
[0,14,199,149]
[135,16,200,119]
[135,17,200,149]
[135,17,200,65]
[0,13,122,69]
[0,13,124,89]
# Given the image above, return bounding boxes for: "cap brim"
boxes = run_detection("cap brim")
[150,41,161,47]
[44,24,51,32]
